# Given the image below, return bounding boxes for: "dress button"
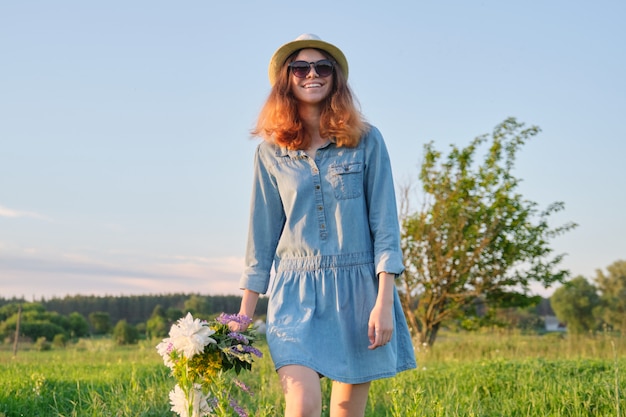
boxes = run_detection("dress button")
[317,206,323,211]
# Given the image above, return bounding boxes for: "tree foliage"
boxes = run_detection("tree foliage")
[0,303,69,341]
[112,319,139,345]
[550,276,600,334]
[399,118,577,345]
[67,312,90,338]
[0,294,269,345]
[146,305,169,339]
[89,311,111,335]
[594,259,626,333]
[0,294,268,326]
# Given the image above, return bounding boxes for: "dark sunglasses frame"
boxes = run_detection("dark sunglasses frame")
[288,59,335,78]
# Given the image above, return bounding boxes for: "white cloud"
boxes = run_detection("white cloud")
[0,246,246,298]
[168,255,244,274]
[0,204,47,220]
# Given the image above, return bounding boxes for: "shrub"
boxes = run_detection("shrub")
[112,320,138,345]
[34,337,51,351]
[52,333,67,348]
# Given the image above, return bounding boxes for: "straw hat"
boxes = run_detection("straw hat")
[268,33,349,86]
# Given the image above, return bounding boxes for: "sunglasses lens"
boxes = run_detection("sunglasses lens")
[315,60,334,77]
[290,61,311,78]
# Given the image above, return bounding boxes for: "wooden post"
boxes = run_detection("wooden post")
[13,304,22,357]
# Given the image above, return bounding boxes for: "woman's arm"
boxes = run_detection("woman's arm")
[239,144,286,294]
[239,289,260,318]
[368,272,395,349]
[229,289,260,332]
[363,127,405,277]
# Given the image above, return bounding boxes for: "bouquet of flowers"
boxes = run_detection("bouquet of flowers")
[156,312,263,417]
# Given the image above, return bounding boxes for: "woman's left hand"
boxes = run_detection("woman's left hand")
[368,272,395,350]
[367,300,393,350]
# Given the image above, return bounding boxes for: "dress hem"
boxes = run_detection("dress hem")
[273,359,417,384]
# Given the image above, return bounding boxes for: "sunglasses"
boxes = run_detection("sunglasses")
[288,59,335,78]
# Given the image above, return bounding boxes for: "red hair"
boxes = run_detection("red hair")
[252,50,368,149]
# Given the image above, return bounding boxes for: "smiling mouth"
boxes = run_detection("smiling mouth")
[303,83,322,89]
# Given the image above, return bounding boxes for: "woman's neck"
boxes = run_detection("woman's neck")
[298,103,321,129]
[298,105,327,156]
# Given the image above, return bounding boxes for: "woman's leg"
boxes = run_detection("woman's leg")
[329,381,371,417]
[277,365,323,417]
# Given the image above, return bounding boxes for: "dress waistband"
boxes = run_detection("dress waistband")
[276,252,374,271]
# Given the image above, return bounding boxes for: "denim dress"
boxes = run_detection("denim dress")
[239,125,416,383]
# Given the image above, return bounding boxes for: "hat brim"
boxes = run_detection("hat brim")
[268,38,348,86]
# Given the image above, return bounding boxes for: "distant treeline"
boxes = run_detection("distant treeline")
[0,293,556,335]
[0,293,558,345]
[0,294,268,326]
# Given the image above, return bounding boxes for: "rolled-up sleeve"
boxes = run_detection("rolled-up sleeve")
[239,144,286,294]
[363,127,405,276]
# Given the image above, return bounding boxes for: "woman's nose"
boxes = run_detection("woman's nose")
[306,63,319,78]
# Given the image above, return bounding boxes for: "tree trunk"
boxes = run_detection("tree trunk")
[428,322,440,347]
[418,321,440,347]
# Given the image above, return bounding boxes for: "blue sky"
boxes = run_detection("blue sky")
[1,1,624,299]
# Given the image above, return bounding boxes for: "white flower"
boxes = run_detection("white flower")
[156,338,175,368]
[169,313,217,359]
[169,385,190,417]
[169,384,212,417]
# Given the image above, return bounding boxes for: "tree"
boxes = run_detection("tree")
[184,294,211,317]
[146,305,169,339]
[112,319,138,345]
[0,304,69,341]
[88,311,111,335]
[0,302,24,321]
[550,276,600,334]
[166,307,184,322]
[399,118,577,346]
[67,312,90,338]
[595,260,626,333]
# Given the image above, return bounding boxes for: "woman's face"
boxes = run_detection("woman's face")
[289,49,334,106]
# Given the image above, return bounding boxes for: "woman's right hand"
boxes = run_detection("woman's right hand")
[229,289,260,332]
[228,320,250,332]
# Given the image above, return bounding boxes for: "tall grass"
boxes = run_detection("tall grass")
[1,331,624,416]
[0,339,171,417]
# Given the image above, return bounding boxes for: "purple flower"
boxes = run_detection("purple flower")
[234,379,254,396]
[243,345,263,358]
[217,313,252,327]
[230,344,263,358]
[228,332,249,344]
[229,396,248,417]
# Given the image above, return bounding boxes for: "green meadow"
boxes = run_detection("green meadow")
[1,332,624,417]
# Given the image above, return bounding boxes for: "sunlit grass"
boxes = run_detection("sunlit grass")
[0,331,624,416]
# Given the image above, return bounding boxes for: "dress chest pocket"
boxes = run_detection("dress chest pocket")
[328,162,364,200]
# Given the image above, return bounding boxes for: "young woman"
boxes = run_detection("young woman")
[233,34,416,417]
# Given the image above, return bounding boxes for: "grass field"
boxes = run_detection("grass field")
[0,331,624,416]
